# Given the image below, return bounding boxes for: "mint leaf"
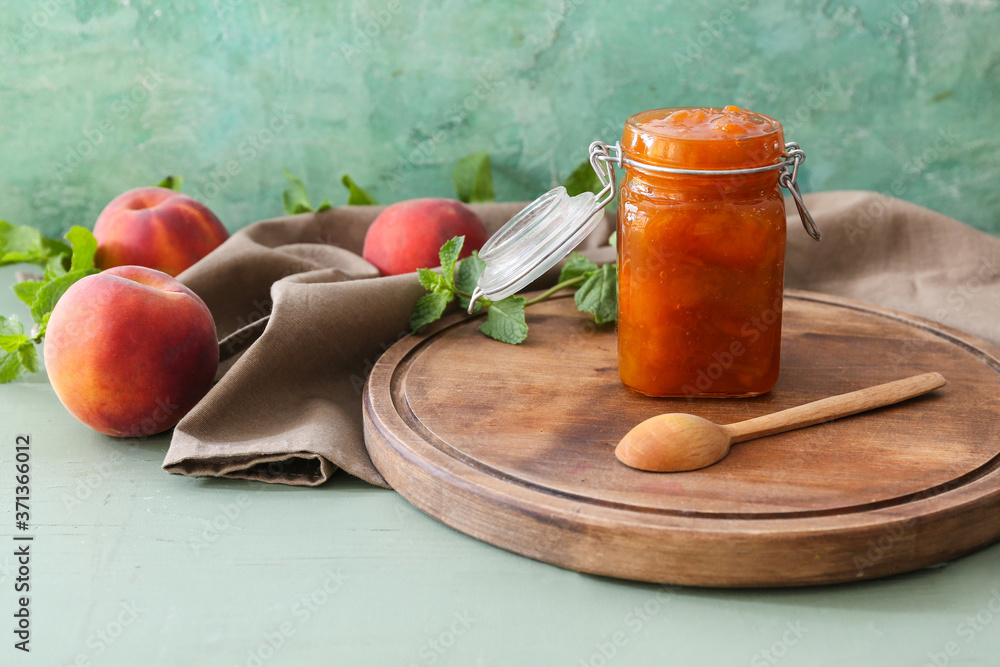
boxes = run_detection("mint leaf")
[12,280,43,308]
[0,342,37,383]
[562,160,604,197]
[341,174,377,205]
[30,268,97,335]
[575,264,618,324]
[452,151,495,204]
[0,221,46,265]
[438,236,463,290]
[282,170,314,214]
[480,296,528,344]
[0,315,29,351]
[409,237,467,334]
[44,253,68,278]
[65,226,97,273]
[158,175,183,191]
[1,225,99,383]
[609,231,617,250]
[410,291,453,333]
[0,316,38,383]
[417,268,448,293]
[0,221,70,267]
[455,250,486,312]
[283,171,343,212]
[558,252,598,283]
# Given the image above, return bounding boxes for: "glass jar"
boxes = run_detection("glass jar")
[467,105,819,398]
[617,106,790,397]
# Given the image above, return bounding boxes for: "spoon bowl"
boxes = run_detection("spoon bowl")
[616,413,732,472]
[615,372,947,473]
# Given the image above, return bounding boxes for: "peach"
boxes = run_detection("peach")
[43,266,219,437]
[362,198,487,275]
[94,186,229,276]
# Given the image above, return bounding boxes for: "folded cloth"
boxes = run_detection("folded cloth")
[162,191,1000,487]
[163,203,615,486]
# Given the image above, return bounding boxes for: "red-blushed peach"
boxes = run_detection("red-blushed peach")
[362,198,487,276]
[43,266,219,437]
[94,186,229,276]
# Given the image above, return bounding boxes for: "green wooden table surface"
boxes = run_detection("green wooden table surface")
[2,264,1000,667]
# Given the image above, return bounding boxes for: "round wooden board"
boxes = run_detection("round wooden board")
[363,290,1000,587]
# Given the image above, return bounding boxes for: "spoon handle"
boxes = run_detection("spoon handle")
[724,372,947,444]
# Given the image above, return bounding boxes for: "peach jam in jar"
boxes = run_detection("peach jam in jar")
[466,106,819,398]
[617,106,811,397]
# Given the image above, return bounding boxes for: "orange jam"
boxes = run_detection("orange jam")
[617,106,787,397]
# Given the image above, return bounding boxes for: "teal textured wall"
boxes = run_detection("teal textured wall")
[1,0,998,237]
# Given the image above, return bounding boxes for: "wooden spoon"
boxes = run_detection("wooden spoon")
[615,372,947,472]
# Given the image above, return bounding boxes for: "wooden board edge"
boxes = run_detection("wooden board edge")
[362,291,1000,587]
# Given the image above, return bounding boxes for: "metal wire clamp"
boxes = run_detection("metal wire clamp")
[592,140,822,241]
[467,139,820,313]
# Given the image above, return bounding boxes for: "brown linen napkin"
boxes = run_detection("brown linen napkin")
[163,191,1000,487]
[785,191,1000,346]
[163,203,615,486]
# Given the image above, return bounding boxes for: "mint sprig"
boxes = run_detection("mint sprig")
[558,252,599,282]
[479,296,528,344]
[409,291,452,333]
[562,160,605,197]
[0,316,38,383]
[282,170,333,214]
[452,151,495,204]
[282,170,378,214]
[409,237,529,344]
[0,220,71,267]
[341,174,377,206]
[409,239,617,345]
[574,263,618,324]
[157,175,184,191]
[0,223,100,382]
[454,250,486,313]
